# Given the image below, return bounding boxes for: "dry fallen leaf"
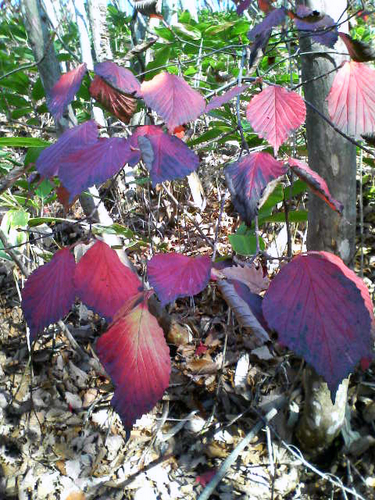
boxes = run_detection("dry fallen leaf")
[222,264,269,293]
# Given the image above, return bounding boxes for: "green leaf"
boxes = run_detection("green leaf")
[24,147,45,167]
[260,210,308,224]
[229,232,265,256]
[4,209,30,229]
[28,216,71,227]
[0,137,50,147]
[284,180,307,198]
[93,223,134,239]
[35,179,54,199]
[188,127,226,146]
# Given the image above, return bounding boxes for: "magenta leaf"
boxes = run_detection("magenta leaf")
[225,152,288,225]
[94,61,141,96]
[47,63,87,120]
[288,157,343,214]
[36,120,98,179]
[247,8,286,41]
[206,84,249,113]
[140,72,206,132]
[21,248,76,342]
[262,251,373,394]
[147,253,212,306]
[246,86,306,154]
[327,61,375,139]
[138,131,199,186]
[89,76,137,124]
[96,292,171,431]
[74,240,142,321]
[294,6,338,48]
[58,137,133,201]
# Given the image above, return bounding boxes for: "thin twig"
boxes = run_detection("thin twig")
[197,408,278,500]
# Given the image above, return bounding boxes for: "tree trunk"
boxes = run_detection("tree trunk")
[296,0,356,456]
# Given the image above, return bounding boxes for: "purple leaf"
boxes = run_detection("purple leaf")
[36,120,98,179]
[138,131,199,186]
[248,8,286,41]
[47,63,87,120]
[148,253,212,306]
[21,248,76,342]
[206,84,249,113]
[94,61,141,96]
[232,0,251,15]
[225,152,288,225]
[262,251,373,395]
[294,6,338,48]
[58,137,134,201]
[125,125,164,167]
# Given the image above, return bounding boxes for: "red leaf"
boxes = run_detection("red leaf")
[225,152,288,225]
[36,120,98,179]
[293,6,338,48]
[173,125,185,139]
[258,0,275,14]
[140,72,206,132]
[137,132,199,186]
[246,86,306,154]
[56,185,77,211]
[288,157,343,214]
[94,61,141,96]
[96,293,171,430]
[205,84,249,113]
[58,137,133,201]
[89,76,137,124]
[47,63,87,120]
[262,251,373,394]
[196,469,217,486]
[327,61,375,139]
[74,241,142,321]
[147,253,212,306]
[21,248,76,342]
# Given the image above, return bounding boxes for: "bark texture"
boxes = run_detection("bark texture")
[296,0,355,456]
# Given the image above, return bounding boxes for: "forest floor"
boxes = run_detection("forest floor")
[0,128,375,500]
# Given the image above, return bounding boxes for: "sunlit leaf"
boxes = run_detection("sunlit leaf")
[140,72,206,132]
[138,132,199,186]
[262,251,373,394]
[96,292,170,431]
[327,61,375,139]
[47,63,87,120]
[246,85,306,154]
[21,248,76,342]
[36,120,98,179]
[225,152,288,225]
[74,240,142,321]
[148,253,212,306]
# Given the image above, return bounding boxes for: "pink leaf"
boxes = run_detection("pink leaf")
[293,6,338,48]
[89,76,137,124]
[36,120,98,179]
[58,137,133,201]
[21,248,76,342]
[288,157,343,214]
[47,63,87,120]
[94,61,141,96]
[96,293,171,431]
[138,132,199,186]
[147,253,212,306]
[248,8,286,40]
[74,241,142,321]
[225,152,288,225]
[262,251,373,394]
[140,72,206,132]
[327,61,375,139]
[205,84,249,113]
[222,263,269,293]
[246,86,306,154]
